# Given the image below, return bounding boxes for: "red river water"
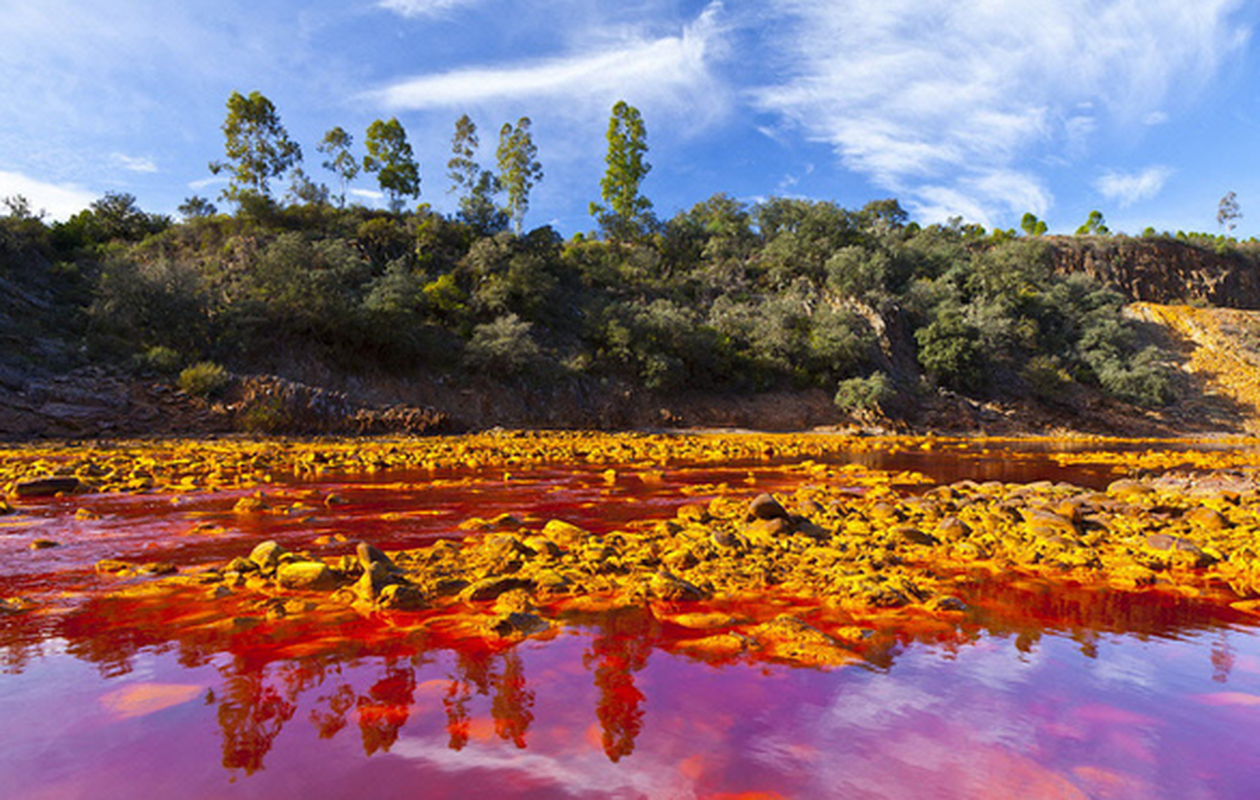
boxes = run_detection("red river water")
[1,443,1259,798]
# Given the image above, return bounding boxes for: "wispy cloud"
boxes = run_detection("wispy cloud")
[1096,166,1174,207]
[112,153,159,173]
[377,0,484,17]
[370,2,729,124]
[912,170,1053,229]
[187,176,227,191]
[755,0,1248,224]
[0,170,96,221]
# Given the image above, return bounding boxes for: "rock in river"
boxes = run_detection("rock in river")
[749,493,790,521]
[248,541,287,573]
[276,562,338,591]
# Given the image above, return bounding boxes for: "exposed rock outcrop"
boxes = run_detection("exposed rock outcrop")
[1047,237,1260,309]
[228,374,451,435]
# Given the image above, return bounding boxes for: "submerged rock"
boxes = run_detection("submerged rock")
[460,576,535,603]
[485,611,549,638]
[377,583,428,610]
[14,477,83,497]
[0,597,34,614]
[649,571,708,602]
[751,614,859,668]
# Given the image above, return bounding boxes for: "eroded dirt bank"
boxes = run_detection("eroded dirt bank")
[5,301,1260,439]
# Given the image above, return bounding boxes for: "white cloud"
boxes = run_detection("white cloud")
[370,2,729,124]
[0,170,96,221]
[1095,166,1174,207]
[378,0,484,17]
[911,186,997,229]
[755,0,1248,224]
[112,153,158,173]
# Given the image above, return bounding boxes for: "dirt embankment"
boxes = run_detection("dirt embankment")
[0,371,451,440]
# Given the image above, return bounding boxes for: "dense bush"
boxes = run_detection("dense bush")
[179,361,230,397]
[834,371,894,412]
[464,313,541,375]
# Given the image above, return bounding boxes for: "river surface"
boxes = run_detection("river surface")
[2,441,1260,798]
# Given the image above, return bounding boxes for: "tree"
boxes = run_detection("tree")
[859,198,908,234]
[363,118,421,213]
[208,90,302,206]
[2,195,38,220]
[1020,212,1048,237]
[1218,191,1242,233]
[496,117,543,235]
[56,192,168,247]
[448,114,506,235]
[591,101,653,241]
[1075,210,1109,236]
[448,114,480,195]
[286,168,330,207]
[317,126,359,208]
[178,196,217,220]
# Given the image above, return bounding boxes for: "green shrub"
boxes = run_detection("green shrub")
[464,313,541,374]
[1021,355,1071,400]
[179,361,230,397]
[136,345,182,375]
[240,395,291,433]
[1091,347,1175,407]
[834,371,894,412]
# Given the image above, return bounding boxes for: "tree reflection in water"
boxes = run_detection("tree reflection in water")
[215,660,299,774]
[492,650,535,748]
[0,577,1256,779]
[357,659,417,755]
[583,605,657,762]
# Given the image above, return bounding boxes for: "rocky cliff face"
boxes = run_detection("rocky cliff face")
[1046,237,1260,309]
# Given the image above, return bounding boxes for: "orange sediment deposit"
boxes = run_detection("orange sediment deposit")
[0,431,934,496]
[4,430,1260,498]
[59,432,1260,670]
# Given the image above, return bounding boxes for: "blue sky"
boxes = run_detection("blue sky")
[2,0,1258,236]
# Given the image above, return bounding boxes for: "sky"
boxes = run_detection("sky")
[3,0,1260,236]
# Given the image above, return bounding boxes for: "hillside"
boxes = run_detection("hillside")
[6,195,1260,438]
